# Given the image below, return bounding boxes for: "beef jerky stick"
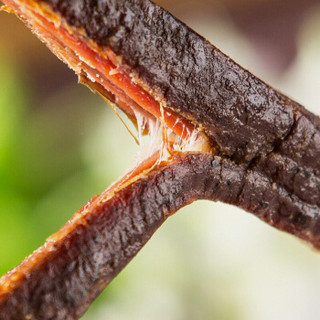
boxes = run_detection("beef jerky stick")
[1,0,320,319]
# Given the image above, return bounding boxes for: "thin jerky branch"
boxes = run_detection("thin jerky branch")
[1,152,319,320]
[0,154,229,320]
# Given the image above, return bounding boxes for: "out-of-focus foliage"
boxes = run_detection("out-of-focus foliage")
[0,58,30,274]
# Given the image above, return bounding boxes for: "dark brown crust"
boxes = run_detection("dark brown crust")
[0,154,211,319]
[0,155,194,320]
[5,0,319,227]
[40,0,320,212]
[41,0,320,158]
[1,0,320,319]
[1,152,320,319]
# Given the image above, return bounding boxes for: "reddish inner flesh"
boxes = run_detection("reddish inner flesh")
[30,8,196,140]
[0,0,204,299]
[1,0,201,221]
[28,7,197,196]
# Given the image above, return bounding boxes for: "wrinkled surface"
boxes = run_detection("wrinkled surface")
[41,0,319,160]
[1,152,320,319]
[40,0,320,240]
[39,0,320,210]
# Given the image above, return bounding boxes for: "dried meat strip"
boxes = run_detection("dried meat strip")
[0,0,320,319]
[37,0,320,209]
[1,152,316,320]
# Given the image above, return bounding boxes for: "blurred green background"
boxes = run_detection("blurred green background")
[0,0,320,319]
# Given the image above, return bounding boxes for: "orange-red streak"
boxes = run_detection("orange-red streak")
[33,9,195,139]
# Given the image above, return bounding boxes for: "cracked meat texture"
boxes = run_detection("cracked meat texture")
[42,0,318,161]
[40,0,320,230]
[1,153,320,319]
[41,0,320,198]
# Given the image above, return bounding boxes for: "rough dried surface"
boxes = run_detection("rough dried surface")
[38,0,320,232]
[41,0,320,161]
[39,0,320,213]
[4,0,318,234]
[0,155,194,320]
[1,0,320,319]
[1,152,320,319]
